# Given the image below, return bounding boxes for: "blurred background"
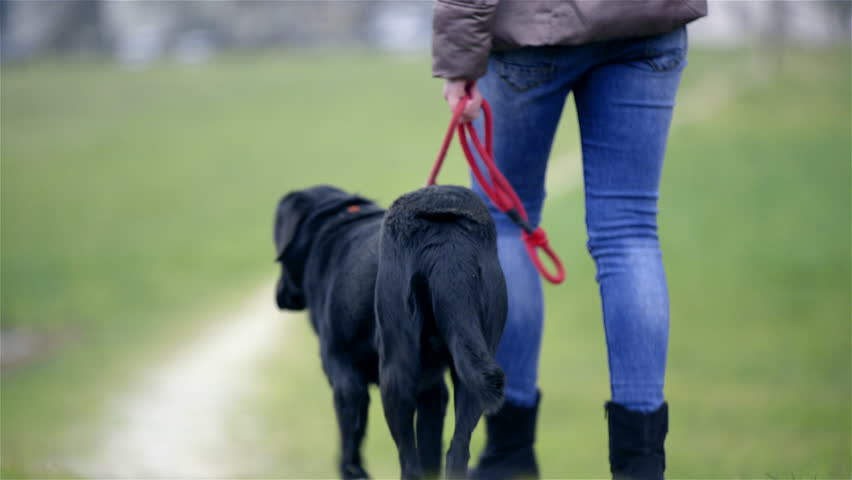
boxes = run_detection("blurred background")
[1,1,849,478]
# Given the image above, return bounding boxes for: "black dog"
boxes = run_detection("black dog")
[274,185,507,480]
[376,186,508,479]
[274,185,383,480]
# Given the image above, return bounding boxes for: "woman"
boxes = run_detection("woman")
[432,1,707,479]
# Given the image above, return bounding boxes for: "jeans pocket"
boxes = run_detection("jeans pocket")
[491,48,555,92]
[644,46,687,73]
[628,27,688,73]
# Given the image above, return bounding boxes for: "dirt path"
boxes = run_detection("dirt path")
[73,284,289,478]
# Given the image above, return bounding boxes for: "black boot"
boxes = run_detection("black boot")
[470,394,540,480]
[605,401,668,480]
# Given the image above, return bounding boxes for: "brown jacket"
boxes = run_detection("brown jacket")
[432,0,707,79]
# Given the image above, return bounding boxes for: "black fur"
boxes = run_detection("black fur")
[273,184,507,480]
[376,186,507,480]
[274,185,382,480]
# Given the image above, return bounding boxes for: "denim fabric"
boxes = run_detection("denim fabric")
[472,27,687,412]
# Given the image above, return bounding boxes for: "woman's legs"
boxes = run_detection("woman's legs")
[469,28,687,479]
[475,28,686,410]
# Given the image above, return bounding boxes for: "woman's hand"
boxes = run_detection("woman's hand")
[443,80,483,124]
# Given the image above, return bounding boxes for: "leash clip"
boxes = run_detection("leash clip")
[505,208,535,235]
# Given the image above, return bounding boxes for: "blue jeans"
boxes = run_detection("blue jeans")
[472,27,687,412]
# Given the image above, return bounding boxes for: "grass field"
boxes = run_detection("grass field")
[2,47,849,478]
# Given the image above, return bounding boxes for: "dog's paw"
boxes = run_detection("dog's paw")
[342,463,370,480]
[401,467,424,480]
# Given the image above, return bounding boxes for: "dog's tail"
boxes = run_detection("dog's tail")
[448,326,505,414]
[424,277,505,415]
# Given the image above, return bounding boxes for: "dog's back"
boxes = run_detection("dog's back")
[376,185,508,478]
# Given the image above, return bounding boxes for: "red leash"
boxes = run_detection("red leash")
[427,89,566,284]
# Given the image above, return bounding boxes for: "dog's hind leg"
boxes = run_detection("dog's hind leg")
[326,359,371,480]
[416,380,449,478]
[380,364,422,480]
[445,372,485,479]
[376,275,423,478]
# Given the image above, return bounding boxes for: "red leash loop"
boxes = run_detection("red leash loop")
[428,87,566,285]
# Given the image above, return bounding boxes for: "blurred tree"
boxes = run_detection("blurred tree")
[50,0,106,54]
[0,0,848,62]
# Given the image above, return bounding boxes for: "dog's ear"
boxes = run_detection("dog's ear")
[273,192,309,310]
[274,192,306,261]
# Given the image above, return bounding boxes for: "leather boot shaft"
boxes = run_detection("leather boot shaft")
[606,401,668,480]
[471,393,541,480]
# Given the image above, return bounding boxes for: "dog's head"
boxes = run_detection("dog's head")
[273,185,371,310]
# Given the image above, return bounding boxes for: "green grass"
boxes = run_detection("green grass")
[2,48,849,478]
